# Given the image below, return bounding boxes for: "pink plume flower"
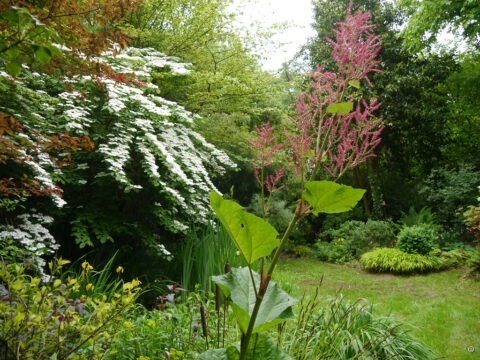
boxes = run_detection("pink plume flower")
[284,3,383,180]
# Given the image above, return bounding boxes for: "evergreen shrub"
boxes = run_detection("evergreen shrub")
[396,224,438,255]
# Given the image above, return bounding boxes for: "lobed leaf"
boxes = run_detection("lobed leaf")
[210,191,279,264]
[326,102,354,115]
[304,181,365,215]
[212,267,296,334]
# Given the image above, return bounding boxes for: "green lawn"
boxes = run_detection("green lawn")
[274,258,480,360]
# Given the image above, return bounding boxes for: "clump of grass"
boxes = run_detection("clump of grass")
[181,221,256,296]
[360,248,447,274]
[278,290,436,360]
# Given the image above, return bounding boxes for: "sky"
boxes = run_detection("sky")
[232,0,467,72]
[232,0,316,71]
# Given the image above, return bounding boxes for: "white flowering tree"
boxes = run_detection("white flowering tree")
[0,47,236,266]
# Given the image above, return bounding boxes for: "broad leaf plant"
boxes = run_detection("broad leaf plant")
[200,5,384,359]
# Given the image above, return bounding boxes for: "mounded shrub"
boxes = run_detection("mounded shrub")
[361,248,447,274]
[319,220,396,258]
[396,224,438,255]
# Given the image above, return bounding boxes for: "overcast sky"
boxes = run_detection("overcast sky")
[232,0,316,71]
[232,0,466,72]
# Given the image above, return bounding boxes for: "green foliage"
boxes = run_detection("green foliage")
[319,220,396,258]
[198,334,293,360]
[398,0,480,50]
[181,221,253,296]
[0,259,141,360]
[108,291,237,360]
[420,162,480,242]
[304,181,366,215]
[351,220,396,255]
[396,224,438,255]
[461,186,480,240]
[440,241,474,252]
[361,248,446,274]
[313,238,353,264]
[210,192,279,265]
[439,249,474,268]
[398,206,438,227]
[0,7,62,76]
[326,102,354,115]
[467,248,480,280]
[279,293,436,360]
[248,194,294,233]
[212,267,297,334]
[293,245,311,258]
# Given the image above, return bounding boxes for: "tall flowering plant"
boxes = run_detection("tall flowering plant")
[200,5,383,360]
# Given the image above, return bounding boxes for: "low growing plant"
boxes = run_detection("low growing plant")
[361,248,446,274]
[314,238,353,264]
[293,245,311,258]
[278,292,436,359]
[396,224,438,255]
[107,289,237,360]
[0,258,141,360]
[318,219,395,258]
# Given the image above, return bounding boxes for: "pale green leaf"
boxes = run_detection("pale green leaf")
[326,102,354,115]
[212,267,297,333]
[210,191,279,264]
[349,79,360,89]
[304,181,365,215]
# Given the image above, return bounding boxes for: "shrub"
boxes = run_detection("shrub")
[107,290,235,360]
[420,162,480,241]
[396,224,438,255]
[441,241,474,251]
[293,245,311,258]
[350,219,396,255]
[0,259,141,360]
[279,293,436,360]
[320,220,396,257]
[461,185,480,240]
[467,248,480,280]
[361,248,446,274]
[320,220,364,241]
[439,249,474,268]
[314,238,353,264]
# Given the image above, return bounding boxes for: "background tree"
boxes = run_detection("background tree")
[303,0,460,221]
[398,0,480,51]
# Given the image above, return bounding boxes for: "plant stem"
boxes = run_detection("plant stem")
[238,214,300,360]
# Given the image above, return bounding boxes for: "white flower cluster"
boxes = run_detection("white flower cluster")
[92,48,236,229]
[0,212,59,280]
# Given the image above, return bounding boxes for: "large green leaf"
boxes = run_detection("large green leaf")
[212,267,296,333]
[303,181,365,215]
[197,347,239,360]
[245,333,294,360]
[326,102,354,115]
[210,191,279,264]
[196,335,293,360]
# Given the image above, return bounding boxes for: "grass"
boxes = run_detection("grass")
[274,258,480,360]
